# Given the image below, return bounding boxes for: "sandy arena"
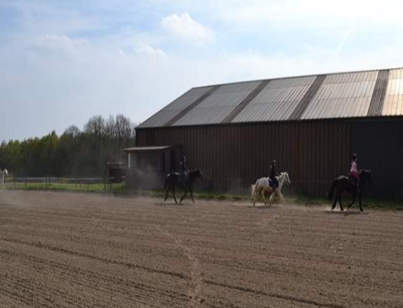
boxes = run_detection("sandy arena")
[0,190,402,307]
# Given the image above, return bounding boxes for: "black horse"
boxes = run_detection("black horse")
[328,169,372,212]
[164,169,202,204]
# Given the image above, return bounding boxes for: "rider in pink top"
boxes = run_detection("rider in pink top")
[350,155,359,179]
[350,153,360,189]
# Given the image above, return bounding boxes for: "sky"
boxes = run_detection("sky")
[2,0,403,141]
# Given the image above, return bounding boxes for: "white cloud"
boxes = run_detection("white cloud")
[220,0,403,30]
[161,13,214,45]
[32,34,89,56]
[134,42,167,58]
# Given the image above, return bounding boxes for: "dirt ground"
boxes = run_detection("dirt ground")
[0,191,402,308]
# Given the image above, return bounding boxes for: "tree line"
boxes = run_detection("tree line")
[0,115,136,177]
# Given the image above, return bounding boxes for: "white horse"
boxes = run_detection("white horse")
[0,169,8,187]
[251,172,291,207]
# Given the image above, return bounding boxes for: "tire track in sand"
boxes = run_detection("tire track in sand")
[0,237,186,280]
[156,224,204,307]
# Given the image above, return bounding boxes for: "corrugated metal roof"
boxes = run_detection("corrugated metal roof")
[139,86,215,127]
[232,76,316,122]
[301,71,378,119]
[138,67,403,128]
[382,68,403,116]
[173,80,261,126]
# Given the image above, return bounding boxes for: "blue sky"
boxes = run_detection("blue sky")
[2,0,403,141]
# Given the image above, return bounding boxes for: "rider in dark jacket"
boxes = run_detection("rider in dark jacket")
[269,160,279,189]
[179,154,189,178]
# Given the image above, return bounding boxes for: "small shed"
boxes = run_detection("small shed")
[123,145,182,189]
[106,162,127,183]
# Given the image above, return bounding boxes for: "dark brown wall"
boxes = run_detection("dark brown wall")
[352,119,403,199]
[136,117,403,198]
[136,120,353,196]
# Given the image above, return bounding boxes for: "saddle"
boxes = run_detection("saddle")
[269,177,279,188]
[176,170,189,185]
[348,175,360,190]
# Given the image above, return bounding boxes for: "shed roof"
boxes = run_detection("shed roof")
[123,146,173,152]
[139,67,403,128]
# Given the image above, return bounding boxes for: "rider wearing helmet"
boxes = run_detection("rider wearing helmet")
[269,160,279,189]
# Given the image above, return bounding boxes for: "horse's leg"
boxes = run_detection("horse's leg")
[268,191,275,207]
[164,186,169,202]
[359,190,363,212]
[252,188,256,207]
[274,187,283,203]
[190,186,195,203]
[348,189,356,209]
[251,185,256,207]
[172,185,178,204]
[339,194,344,211]
[180,187,188,204]
[164,180,171,202]
[278,190,285,203]
[252,190,255,207]
[180,191,187,204]
[331,192,338,210]
[261,189,267,206]
[253,186,260,207]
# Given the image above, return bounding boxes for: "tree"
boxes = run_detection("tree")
[84,115,105,137]
[0,114,136,177]
[63,125,80,137]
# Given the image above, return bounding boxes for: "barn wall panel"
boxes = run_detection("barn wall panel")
[136,119,358,196]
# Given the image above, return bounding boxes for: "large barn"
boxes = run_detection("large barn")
[133,67,403,198]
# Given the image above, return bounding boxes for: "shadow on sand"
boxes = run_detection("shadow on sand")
[248,205,275,209]
[154,201,192,207]
[325,210,368,216]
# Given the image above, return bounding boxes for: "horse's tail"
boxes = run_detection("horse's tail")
[328,179,337,200]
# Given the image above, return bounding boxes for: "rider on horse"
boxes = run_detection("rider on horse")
[179,153,189,179]
[269,160,279,189]
[350,153,360,190]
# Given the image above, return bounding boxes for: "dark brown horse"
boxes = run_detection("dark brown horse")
[328,170,371,212]
[328,169,371,212]
[164,169,202,204]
